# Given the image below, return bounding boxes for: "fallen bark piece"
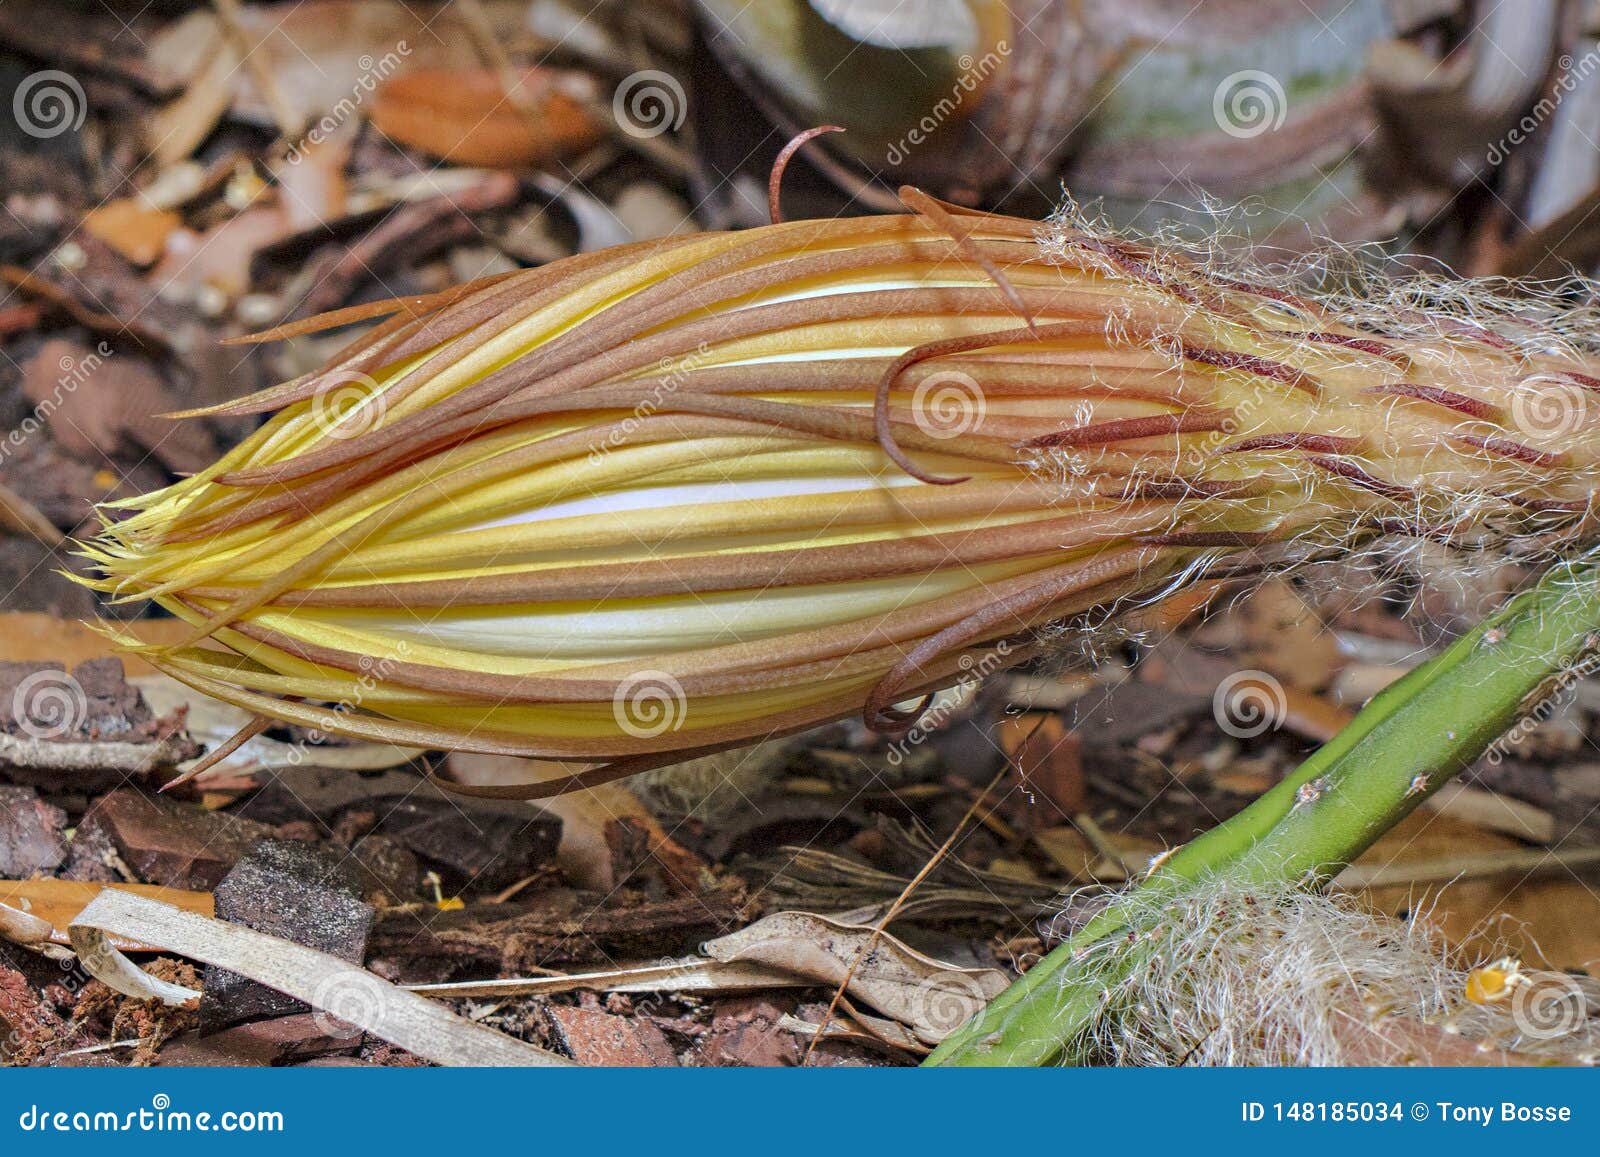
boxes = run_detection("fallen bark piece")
[697,995,803,1067]
[0,963,64,1063]
[546,1005,678,1066]
[368,796,560,895]
[225,765,435,825]
[68,889,568,1066]
[368,881,749,982]
[0,786,68,877]
[200,840,374,1033]
[75,789,273,890]
[158,1012,363,1066]
[347,834,421,907]
[232,761,556,894]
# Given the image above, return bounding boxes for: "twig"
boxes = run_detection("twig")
[0,480,64,547]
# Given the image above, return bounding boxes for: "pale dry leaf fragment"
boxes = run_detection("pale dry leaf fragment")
[0,901,55,947]
[69,889,569,1066]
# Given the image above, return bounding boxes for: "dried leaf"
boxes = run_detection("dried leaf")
[82,199,182,268]
[703,911,1008,1044]
[370,68,602,169]
[0,613,191,674]
[406,957,807,1000]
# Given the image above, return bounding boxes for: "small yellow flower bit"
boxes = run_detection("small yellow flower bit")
[1464,956,1524,1005]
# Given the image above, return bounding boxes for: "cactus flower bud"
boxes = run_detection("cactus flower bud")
[85,195,1600,794]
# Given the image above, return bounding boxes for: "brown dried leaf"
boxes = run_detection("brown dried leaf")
[703,911,1008,1044]
[370,68,602,169]
[82,200,182,268]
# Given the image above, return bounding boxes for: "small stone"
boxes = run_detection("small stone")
[200,840,374,1033]
[0,786,68,877]
[547,1005,678,1066]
